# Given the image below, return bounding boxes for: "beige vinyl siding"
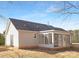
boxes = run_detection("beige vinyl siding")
[19,30,39,48]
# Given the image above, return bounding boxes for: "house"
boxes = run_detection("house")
[5,18,71,49]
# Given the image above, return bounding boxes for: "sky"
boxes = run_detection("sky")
[0,1,79,33]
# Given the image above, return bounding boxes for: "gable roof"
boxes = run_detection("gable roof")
[9,18,66,31]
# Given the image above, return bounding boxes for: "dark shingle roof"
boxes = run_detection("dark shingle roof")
[9,18,66,31]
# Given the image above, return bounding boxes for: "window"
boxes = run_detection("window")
[54,34,59,47]
[59,34,63,46]
[39,33,52,44]
[48,33,52,44]
[66,35,70,46]
[44,34,49,44]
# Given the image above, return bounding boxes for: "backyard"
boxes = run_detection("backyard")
[0,46,79,58]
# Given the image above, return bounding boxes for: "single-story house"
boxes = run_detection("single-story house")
[5,18,71,49]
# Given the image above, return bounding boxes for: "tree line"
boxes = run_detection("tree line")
[69,30,79,43]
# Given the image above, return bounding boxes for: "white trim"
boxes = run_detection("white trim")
[40,30,55,32]
[52,33,54,47]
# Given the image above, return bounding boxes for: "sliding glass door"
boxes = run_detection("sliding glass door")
[39,33,52,44]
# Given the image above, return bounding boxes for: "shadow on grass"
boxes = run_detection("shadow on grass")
[21,47,79,54]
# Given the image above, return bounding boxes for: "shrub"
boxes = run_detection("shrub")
[0,34,5,45]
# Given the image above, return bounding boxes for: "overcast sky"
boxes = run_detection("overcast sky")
[0,1,79,33]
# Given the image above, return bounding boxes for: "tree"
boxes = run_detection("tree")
[71,30,79,43]
[0,33,5,45]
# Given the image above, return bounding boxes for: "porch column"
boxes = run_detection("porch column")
[52,32,54,47]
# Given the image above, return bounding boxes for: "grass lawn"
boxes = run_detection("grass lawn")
[0,46,79,58]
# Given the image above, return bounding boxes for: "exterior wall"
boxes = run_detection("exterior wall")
[19,30,39,48]
[5,21,19,48]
